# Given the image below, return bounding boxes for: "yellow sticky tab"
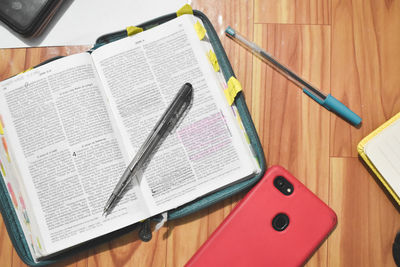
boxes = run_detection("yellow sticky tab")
[194,21,206,40]
[224,90,234,105]
[207,50,220,72]
[0,118,3,135]
[236,111,244,130]
[37,237,42,250]
[126,26,143,36]
[177,4,193,16]
[224,77,243,105]
[18,67,33,75]
[0,160,5,177]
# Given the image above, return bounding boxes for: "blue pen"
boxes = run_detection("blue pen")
[225,26,362,127]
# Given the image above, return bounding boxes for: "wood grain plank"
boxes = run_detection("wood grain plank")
[0,49,26,80]
[252,23,331,179]
[0,46,89,81]
[86,226,167,267]
[252,23,331,266]
[330,0,400,157]
[254,0,331,25]
[53,250,89,267]
[250,24,270,143]
[23,46,90,71]
[329,157,400,267]
[166,209,209,267]
[0,216,13,267]
[253,24,302,169]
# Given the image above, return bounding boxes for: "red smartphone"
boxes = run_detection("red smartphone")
[186,165,337,267]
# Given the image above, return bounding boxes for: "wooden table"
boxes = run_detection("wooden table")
[1,0,400,266]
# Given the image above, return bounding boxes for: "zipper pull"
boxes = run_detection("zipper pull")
[138,219,152,242]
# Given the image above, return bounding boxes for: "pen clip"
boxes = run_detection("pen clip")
[163,102,191,137]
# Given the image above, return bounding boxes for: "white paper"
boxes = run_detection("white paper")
[0,0,187,48]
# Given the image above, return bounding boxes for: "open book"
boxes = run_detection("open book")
[358,112,400,205]
[0,15,259,260]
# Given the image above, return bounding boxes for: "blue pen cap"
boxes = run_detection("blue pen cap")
[323,94,362,126]
[303,89,362,126]
[225,26,236,37]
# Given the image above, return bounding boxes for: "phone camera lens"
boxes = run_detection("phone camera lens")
[273,176,294,196]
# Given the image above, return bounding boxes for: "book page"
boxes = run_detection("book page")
[0,53,151,256]
[0,126,44,258]
[365,119,400,195]
[91,15,259,215]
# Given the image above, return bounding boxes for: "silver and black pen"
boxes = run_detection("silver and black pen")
[103,83,193,216]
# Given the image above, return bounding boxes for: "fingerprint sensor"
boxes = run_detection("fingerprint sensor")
[272,213,289,231]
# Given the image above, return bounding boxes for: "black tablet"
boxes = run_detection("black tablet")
[0,0,64,37]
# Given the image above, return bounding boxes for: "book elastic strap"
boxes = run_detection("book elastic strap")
[224,77,242,105]
[207,50,220,72]
[176,4,193,17]
[194,21,206,40]
[126,26,143,36]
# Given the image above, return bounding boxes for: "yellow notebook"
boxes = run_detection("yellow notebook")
[357,112,400,205]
